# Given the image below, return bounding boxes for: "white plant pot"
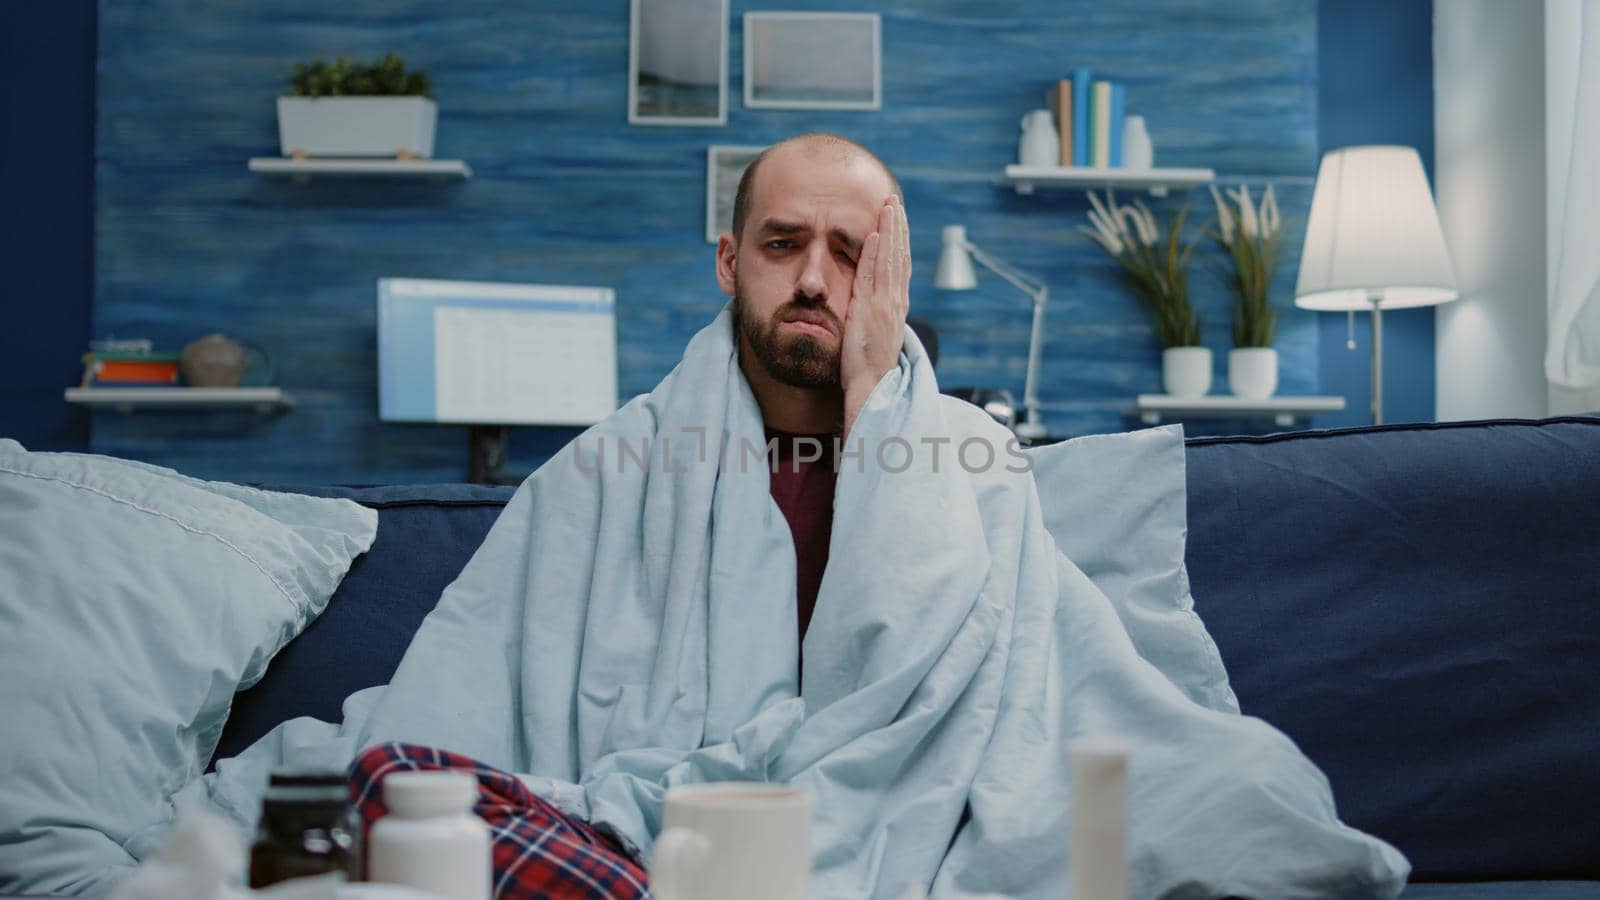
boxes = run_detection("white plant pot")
[277,97,437,158]
[1228,347,1279,399]
[1162,346,1213,397]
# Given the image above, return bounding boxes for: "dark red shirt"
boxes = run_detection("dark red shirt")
[765,428,837,641]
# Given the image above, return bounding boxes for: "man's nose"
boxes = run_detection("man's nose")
[795,244,829,301]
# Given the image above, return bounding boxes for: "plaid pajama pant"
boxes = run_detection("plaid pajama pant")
[350,742,651,900]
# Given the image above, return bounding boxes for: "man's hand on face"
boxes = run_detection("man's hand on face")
[841,196,911,437]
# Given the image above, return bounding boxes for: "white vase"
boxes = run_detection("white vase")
[1018,109,1060,167]
[1122,115,1153,170]
[1162,346,1212,397]
[1228,347,1279,399]
[277,96,438,158]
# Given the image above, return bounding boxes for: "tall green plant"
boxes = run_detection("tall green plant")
[1079,191,1204,348]
[289,53,432,98]
[1208,183,1283,348]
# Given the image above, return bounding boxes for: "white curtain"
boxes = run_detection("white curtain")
[1547,0,1600,389]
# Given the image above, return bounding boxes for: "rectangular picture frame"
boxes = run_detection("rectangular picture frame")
[628,0,729,126]
[743,12,881,110]
[705,144,767,243]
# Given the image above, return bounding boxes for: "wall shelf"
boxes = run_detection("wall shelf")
[247,158,472,181]
[1002,164,1216,197]
[66,386,294,414]
[1130,394,1346,427]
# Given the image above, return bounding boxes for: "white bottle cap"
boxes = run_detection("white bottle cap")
[381,771,477,819]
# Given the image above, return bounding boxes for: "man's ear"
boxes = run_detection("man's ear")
[715,233,738,297]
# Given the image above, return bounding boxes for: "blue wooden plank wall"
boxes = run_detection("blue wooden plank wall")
[93,0,1318,483]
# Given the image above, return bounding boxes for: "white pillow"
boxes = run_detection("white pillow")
[1026,425,1239,713]
[0,440,377,895]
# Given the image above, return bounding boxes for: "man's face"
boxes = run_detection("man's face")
[718,147,895,388]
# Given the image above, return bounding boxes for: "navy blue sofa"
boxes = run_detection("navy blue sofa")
[216,416,1600,898]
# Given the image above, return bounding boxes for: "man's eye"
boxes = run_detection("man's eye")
[766,239,793,250]
[836,250,857,267]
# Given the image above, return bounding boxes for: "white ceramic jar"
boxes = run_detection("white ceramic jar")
[1162,346,1213,397]
[368,772,490,900]
[1018,109,1060,167]
[1122,115,1154,170]
[1228,347,1279,399]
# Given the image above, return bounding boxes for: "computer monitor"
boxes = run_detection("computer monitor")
[377,277,618,482]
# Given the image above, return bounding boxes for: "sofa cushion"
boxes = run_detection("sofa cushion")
[211,483,515,764]
[0,442,376,895]
[1400,883,1600,899]
[1183,416,1600,881]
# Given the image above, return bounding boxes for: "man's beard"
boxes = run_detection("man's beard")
[733,284,842,389]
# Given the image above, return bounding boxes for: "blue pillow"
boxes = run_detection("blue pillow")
[0,441,377,895]
[1026,424,1240,714]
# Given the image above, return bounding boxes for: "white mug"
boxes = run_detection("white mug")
[649,783,810,900]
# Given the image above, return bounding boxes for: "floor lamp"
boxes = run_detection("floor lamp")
[933,225,1051,440]
[1295,145,1458,425]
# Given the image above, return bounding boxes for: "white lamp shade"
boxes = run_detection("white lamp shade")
[934,224,978,290]
[1294,145,1459,310]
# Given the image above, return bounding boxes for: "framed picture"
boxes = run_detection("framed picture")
[743,12,881,110]
[628,0,729,126]
[705,144,766,243]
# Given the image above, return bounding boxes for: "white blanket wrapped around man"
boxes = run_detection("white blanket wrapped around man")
[207,308,1408,899]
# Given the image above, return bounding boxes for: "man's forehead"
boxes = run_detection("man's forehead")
[749,144,893,223]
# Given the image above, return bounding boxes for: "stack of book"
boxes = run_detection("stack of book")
[80,345,180,387]
[1047,68,1128,168]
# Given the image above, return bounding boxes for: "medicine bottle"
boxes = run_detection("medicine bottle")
[249,769,360,888]
[368,771,490,900]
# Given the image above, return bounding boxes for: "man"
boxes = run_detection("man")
[212,132,1409,900]
[237,132,928,899]
[719,133,911,641]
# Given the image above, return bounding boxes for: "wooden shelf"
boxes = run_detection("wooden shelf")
[66,387,294,414]
[1002,164,1216,197]
[247,158,472,181]
[1131,394,1346,427]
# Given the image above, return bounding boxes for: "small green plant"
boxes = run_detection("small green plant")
[1079,190,1205,348]
[289,53,431,98]
[1208,183,1284,348]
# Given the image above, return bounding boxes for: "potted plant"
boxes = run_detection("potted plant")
[1080,190,1211,397]
[277,54,436,159]
[1209,183,1284,399]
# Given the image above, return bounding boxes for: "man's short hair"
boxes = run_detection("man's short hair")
[729,133,902,244]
